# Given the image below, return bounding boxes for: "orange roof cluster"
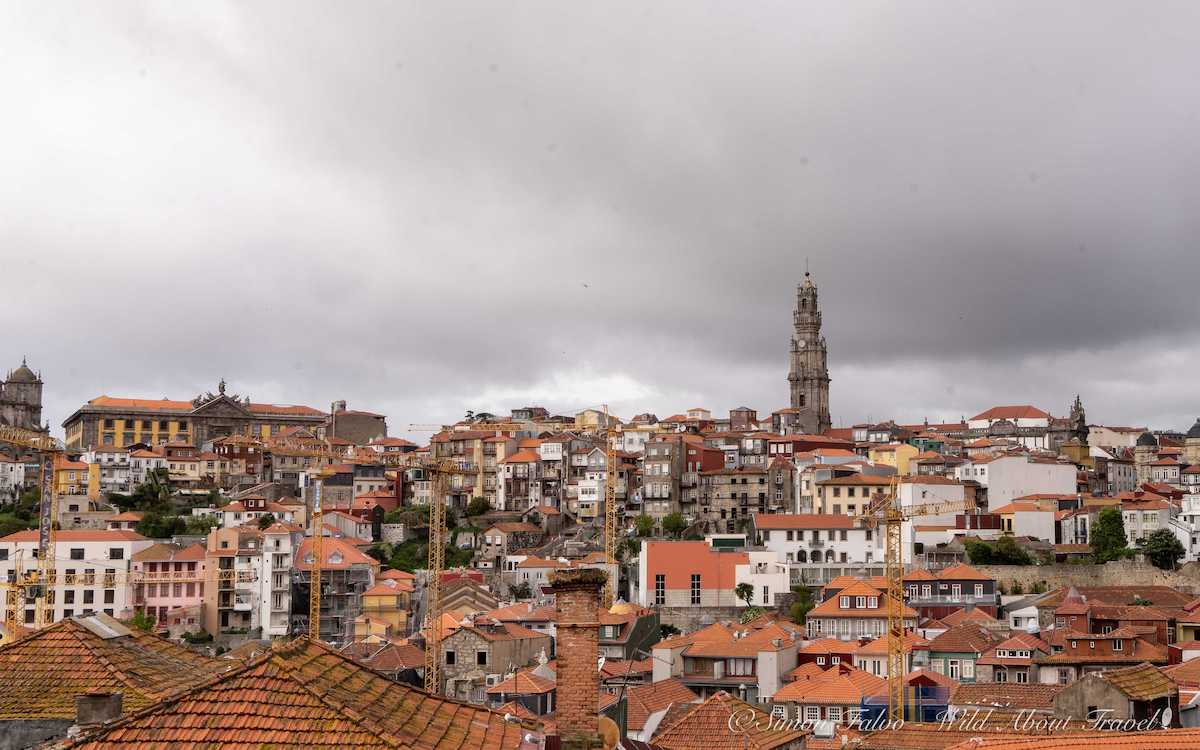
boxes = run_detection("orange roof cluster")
[772,663,886,704]
[625,677,698,731]
[809,581,919,619]
[656,620,802,658]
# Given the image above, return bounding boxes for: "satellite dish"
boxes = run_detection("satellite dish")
[1162,707,1172,728]
[599,716,621,750]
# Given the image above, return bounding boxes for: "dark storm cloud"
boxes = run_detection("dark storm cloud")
[2,1,1199,437]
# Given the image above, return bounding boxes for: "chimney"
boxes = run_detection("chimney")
[75,690,123,727]
[548,567,607,749]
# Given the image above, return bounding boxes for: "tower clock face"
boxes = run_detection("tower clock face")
[798,340,806,348]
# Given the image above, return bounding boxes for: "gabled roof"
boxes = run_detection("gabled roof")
[652,690,807,750]
[753,513,855,530]
[486,670,555,695]
[1099,662,1176,701]
[772,664,886,704]
[625,677,698,731]
[0,614,227,720]
[969,405,1051,421]
[63,638,535,749]
[940,607,1000,627]
[950,682,1063,710]
[809,582,918,619]
[927,624,1003,655]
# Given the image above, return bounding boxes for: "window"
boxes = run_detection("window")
[948,660,961,679]
[840,596,850,608]
[830,655,840,665]
[868,597,878,608]
[762,586,769,604]
[727,658,754,676]
[690,574,701,605]
[1058,669,1071,685]
[963,660,974,679]
[477,651,488,666]
[445,651,456,665]
[103,590,114,604]
[805,706,820,722]
[1113,639,1122,651]
[855,596,866,608]
[827,706,843,723]
[109,548,124,560]
[64,590,75,604]
[951,584,961,598]
[1015,670,1029,684]
[995,668,1008,683]
[70,548,85,560]
[974,584,984,597]
[817,656,826,665]
[654,575,665,606]
[1089,641,1095,649]
[83,590,94,604]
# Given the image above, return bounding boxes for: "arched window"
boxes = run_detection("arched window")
[796,549,808,563]
[825,549,835,563]
[799,394,806,407]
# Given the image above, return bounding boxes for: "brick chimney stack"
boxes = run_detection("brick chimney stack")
[548,567,607,749]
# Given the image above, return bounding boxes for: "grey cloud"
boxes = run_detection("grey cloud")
[2,1,1199,437]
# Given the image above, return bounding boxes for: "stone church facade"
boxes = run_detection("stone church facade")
[0,358,45,432]
[786,272,832,434]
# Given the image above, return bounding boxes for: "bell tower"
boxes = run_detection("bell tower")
[788,271,831,433]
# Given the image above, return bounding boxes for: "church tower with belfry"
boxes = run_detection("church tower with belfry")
[787,271,831,434]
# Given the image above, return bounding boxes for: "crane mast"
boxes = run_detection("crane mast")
[602,404,618,608]
[0,425,63,630]
[423,463,448,694]
[859,479,971,723]
[308,474,325,641]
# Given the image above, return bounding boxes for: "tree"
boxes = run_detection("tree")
[1009,580,1024,596]
[662,513,687,538]
[184,514,218,534]
[465,497,491,517]
[509,581,533,600]
[734,582,755,607]
[964,538,994,565]
[135,512,187,539]
[660,623,681,639]
[634,514,655,537]
[126,610,156,633]
[1141,529,1186,570]
[993,536,1033,565]
[257,513,277,530]
[789,585,815,624]
[1091,507,1129,563]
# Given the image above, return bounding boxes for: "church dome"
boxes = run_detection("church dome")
[1137,431,1158,447]
[1187,418,1200,440]
[7,359,37,383]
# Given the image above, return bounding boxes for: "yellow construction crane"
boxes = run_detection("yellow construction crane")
[602,405,618,608]
[306,466,333,641]
[0,425,64,629]
[859,480,971,722]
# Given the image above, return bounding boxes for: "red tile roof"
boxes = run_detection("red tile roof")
[625,677,698,731]
[754,513,856,530]
[969,405,1050,421]
[653,690,807,750]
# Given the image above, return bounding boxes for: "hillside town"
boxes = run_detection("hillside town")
[1,274,1199,750]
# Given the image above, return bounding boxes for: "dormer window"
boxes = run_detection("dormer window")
[840,596,850,608]
[868,597,878,608]
[1113,640,1123,651]
[855,596,866,608]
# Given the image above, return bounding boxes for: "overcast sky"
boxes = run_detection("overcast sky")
[3,2,1199,440]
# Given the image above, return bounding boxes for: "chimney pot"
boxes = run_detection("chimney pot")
[76,691,123,726]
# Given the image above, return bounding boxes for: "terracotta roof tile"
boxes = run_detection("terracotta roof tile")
[64,638,537,749]
[625,677,698,731]
[0,615,227,720]
[653,690,807,750]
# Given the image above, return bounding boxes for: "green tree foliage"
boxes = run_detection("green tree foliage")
[256,513,277,530]
[465,497,492,517]
[0,486,39,537]
[126,610,156,632]
[734,582,755,607]
[184,514,218,534]
[135,512,188,539]
[1140,529,1186,570]
[739,606,765,623]
[964,536,1032,565]
[662,513,687,538]
[1091,507,1129,563]
[659,623,681,639]
[509,581,533,600]
[1009,580,1024,595]
[789,585,815,624]
[634,514,655,537]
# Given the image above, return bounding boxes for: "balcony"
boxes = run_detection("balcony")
[907,594,996,605]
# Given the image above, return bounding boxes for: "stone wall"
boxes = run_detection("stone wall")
[656,605,743,631]
[978,560,1200,596]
